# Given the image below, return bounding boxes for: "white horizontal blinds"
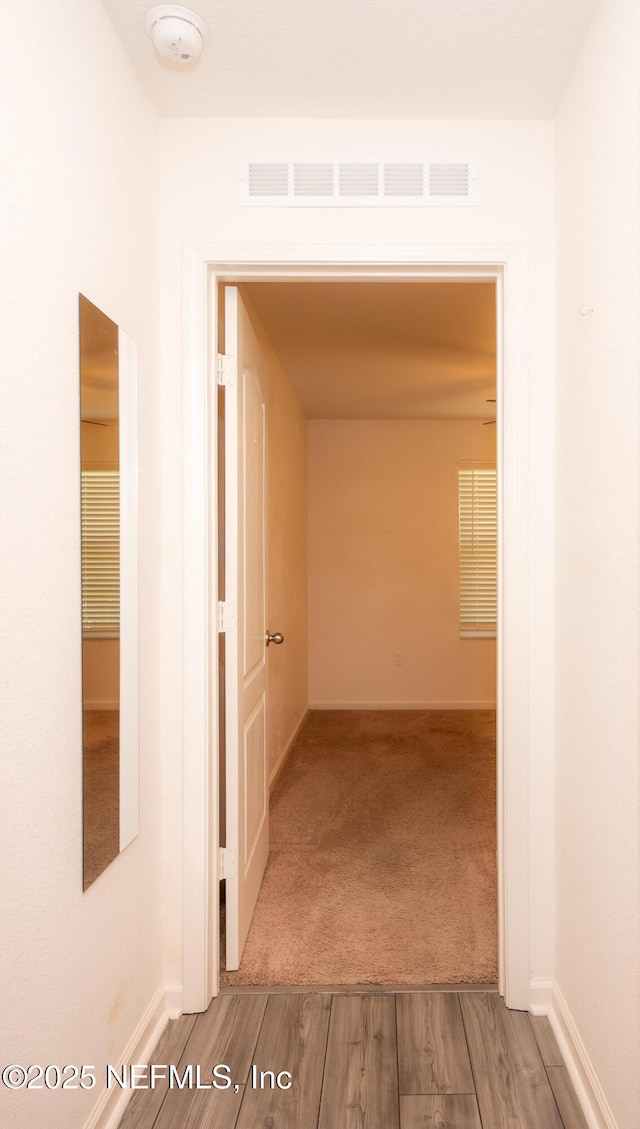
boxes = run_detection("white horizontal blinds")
[81,471,120,633]
[458,466,497,634]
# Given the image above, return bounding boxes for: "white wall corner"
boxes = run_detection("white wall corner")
[82,985,168,1129]
[528,976,553,1015]
[164,981,184,1020]
[548,981,620,1129]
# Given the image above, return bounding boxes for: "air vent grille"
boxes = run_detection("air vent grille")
[293,162,333,196]
[430,162,470,196]
[383,163,424,197]
[241,157,476,207]
[339,163,379,196]
[248,162,289,197]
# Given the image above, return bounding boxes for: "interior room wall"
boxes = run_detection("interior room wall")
[83,640,120,708]
[555,0,640,1122]
[0,3,161,1128]
[158,116,556,995]
[237,288,309,782]
[308,419,496,707]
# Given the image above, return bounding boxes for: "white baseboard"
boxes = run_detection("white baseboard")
[547,980,619,1129]
[269,707,308,790]
[83,700,119,710]
[164,982,183,1020]
[82,984,168,1129]
[529,976,553,1015]
[309,700,497,710]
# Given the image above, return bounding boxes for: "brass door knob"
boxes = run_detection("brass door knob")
[266,631,284,647]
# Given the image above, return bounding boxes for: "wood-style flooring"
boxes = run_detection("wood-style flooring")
[118,989,588,1129]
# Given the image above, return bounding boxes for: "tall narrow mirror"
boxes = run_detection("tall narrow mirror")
[80,295,139,890]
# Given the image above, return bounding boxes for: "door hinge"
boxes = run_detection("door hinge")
[216,353,236,386]
[218,601,236,633]
[219,847,238,880]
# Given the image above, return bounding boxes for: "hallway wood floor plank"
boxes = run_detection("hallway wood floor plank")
[153,1085,245,1129]
[400,1094,482,1129]
[460,993,564,1129]
[118,1013,197,1129]
[117,990,589,1129]
[529,1014,564,1067]
[235,993,331,1129]
[180,993,268,1076]
[396,992,474,1095]
[546,1067,590,1129]
[153,996,267,1129]
[317,993,400,1129]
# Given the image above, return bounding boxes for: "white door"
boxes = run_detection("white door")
[223,287,269,970]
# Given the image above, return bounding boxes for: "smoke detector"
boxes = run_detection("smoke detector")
[144,5,210,64]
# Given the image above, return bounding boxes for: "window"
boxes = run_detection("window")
[458,463,497,637]
[81,470,120,634]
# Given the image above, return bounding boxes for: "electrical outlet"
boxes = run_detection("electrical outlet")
[393,651,403,666]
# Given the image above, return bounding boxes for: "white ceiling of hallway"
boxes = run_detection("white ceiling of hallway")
[242,281,496,420]
[101,0,598,118]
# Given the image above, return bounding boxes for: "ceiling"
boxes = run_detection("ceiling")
[241,281,496,419]
[80,296,119,419]
[101,0,598,118]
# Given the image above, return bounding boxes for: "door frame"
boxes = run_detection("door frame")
[181,241,530,1012]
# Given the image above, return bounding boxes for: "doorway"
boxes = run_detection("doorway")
[220,279,498,987]
[180,245,531,1013]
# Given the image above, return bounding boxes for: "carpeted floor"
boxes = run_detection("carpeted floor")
[83,710,119,889]
[221,709,497,987]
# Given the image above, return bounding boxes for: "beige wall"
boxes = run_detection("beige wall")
[0,2,161,1126]
[555,0,640,1122]
[239,289,309,780]
[158,117,555,992]
[308,419,496,707]
[82,639,119,708]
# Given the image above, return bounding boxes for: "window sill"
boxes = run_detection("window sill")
[460,630,497,639]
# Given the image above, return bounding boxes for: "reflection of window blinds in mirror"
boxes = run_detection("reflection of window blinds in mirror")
[81,470,120,633]
[458,466,497,635]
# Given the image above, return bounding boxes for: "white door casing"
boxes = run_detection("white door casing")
[223,286,270,970]
[181,243,529,1012]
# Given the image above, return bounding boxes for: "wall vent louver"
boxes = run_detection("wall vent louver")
[293,162,334,196]
[339,163,379,196]
[429,162,470,196]
[247,162,289,197]
[241,158,476,207]
[383,163,424,197]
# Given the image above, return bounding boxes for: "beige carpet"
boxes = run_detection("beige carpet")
[222,709,497,987]
[83,710,119,889]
